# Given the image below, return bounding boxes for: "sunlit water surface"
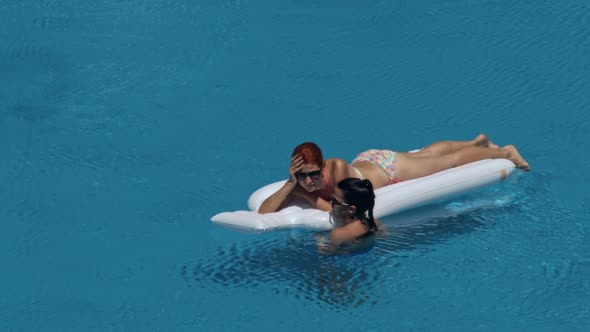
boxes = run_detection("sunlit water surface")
[1,0,589,331]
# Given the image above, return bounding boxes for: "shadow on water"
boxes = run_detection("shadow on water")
[375,211,498,255]
[373,180,526,254]
[181,235,380,311]
[181,193,523,310]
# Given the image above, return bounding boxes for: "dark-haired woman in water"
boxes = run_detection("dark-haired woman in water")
[328,177,379,246]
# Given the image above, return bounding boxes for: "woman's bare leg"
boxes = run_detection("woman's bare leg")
[396,144,529,181]
[502,145,529,170]
[412,134,498,157]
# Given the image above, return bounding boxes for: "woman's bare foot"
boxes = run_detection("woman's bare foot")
[502,145,530,171]
[474,133,499,149]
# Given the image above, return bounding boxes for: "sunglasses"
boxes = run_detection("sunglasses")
[330,198,350,208]
[295,170,322,181]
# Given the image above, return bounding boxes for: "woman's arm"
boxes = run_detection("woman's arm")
[258,154,305,214]
[308,195,331,211]
[316,221,368,253]
[329,221,367,246]
[258,180,297,213]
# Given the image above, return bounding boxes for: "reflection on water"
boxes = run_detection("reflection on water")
[182,199,520,310]
[181,235,379,310]
[374,207,511,255]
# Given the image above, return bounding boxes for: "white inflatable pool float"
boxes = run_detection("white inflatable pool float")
[211,159,515,233]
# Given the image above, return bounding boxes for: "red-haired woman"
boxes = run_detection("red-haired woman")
[258,134,529,213]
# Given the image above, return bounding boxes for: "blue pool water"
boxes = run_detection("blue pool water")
[1,0,589,331]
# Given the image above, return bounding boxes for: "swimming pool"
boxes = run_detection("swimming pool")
[1,0,589,331]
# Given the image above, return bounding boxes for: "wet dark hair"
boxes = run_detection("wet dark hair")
[292,142,323,168]
[336,178,377,232]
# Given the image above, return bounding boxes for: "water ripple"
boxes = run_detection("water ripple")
[183,196,521,311]
[182,235,381,311]
[31,14,72,32]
